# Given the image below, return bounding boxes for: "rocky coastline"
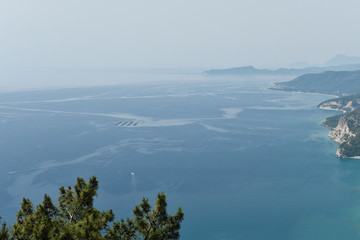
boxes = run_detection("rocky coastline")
[319,98,360,158]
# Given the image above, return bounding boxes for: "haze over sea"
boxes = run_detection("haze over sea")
[1,71,360,240]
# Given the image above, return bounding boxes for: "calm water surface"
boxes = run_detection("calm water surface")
[0,74,359,240]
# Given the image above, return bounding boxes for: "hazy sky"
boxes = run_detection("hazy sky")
[1,0,360,70]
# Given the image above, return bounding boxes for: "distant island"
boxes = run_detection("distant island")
[204,54,360,76]
[270,69,360,158]
[203,64,360,76]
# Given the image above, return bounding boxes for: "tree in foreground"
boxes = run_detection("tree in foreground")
[2,176,184,240]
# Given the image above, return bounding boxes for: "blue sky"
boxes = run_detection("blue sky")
[1,0,360,69]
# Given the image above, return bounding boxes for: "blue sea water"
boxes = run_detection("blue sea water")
[1,73,360,239]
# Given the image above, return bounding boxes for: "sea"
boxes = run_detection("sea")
[1,71,360,240]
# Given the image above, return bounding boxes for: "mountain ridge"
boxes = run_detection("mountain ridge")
[204,64,360,76]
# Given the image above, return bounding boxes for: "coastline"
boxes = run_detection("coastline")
[318,106,346,113]
[267,86,360,159]
[265,87,340,98]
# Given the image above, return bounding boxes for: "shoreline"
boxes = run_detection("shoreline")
[318,105,346,113]
[267,86,356,159]
[265,86,340,98]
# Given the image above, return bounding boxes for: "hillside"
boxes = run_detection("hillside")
[327,109,360,158]
[318,94,360,112]
[319,94,360,158]
[271,70,360,95]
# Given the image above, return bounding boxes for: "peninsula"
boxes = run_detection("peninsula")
[271,70,360,158]
[270,70,360,95]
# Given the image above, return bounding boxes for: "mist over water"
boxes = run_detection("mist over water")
[1,73,360,240]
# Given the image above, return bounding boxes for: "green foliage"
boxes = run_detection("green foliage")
[0,217,9,240]
[340,136,360,157]
[323,114,342,129]
[132,193,184,240]
[1,177,184,240]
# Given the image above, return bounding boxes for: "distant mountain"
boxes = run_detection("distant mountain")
[203,64,360,76]
[270,70,360,95]
[325,54,360,66]
[204,66,272,75]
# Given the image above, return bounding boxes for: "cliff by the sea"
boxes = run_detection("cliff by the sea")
[319,98,360,158]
